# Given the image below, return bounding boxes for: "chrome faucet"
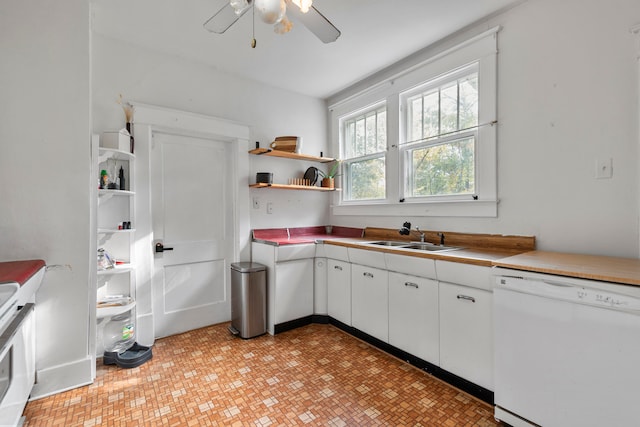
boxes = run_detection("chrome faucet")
[398,221,425,242]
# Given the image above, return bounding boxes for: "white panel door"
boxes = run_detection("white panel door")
[151,132,233,338]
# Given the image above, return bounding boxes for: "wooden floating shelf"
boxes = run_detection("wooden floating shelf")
[249,183,336,191]
[249,148,335,163]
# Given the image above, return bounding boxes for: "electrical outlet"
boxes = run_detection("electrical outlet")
[267,202,273,214]
[595,158,613,179]
[253,197,260,209]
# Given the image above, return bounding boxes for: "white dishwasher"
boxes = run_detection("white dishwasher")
[494,269,640,427]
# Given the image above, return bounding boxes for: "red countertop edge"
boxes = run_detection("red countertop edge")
[0,259,46,286]
[253,226,364,245]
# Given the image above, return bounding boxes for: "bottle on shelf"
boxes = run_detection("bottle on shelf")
[119,166,125,190]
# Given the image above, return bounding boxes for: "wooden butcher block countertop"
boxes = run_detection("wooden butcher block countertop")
[494,251,640,286]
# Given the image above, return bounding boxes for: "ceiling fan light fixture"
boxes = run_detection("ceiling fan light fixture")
[274,14,293,34]
[290,0,312,13]
[255,0,286,25]
[230,0,250,15]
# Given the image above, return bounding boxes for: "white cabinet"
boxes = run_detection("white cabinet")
[327,259,351,325]
[252,242,315,334]
[351,264,388,342]
[439,282,493,390]
[274,259,314,324]
[388,272,439,365]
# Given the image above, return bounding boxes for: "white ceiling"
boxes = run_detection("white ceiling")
[91,0,523,99]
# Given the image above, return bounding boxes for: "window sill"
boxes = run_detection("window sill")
[332,199,497,218]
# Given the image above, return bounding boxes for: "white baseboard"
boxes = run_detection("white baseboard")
[494,406,537,427]
[30,356,93,400]
[136,312,155,347]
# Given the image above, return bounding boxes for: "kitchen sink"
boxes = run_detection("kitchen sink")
[367,241,411,247]
[366,240,462,252]
[403,243,461,252]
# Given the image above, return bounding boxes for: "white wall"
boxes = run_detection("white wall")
[91,35,330,236]
[0,0,93,398]
[328,0,640,258]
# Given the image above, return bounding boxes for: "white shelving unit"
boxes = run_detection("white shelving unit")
[93,140,136,354]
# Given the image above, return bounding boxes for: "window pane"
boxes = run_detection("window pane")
[440,82,458,134]
[345,121,355,158]
[409,137,474,196]
[356,117,367,157]
[423,91,439,139]
[348,157,385,200]
[377,110,387,152]
[459,75,478,129]
[408,97,422,142]
[365,112,376,154]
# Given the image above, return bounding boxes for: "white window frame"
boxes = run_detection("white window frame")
[341,101,388,202]
[329,27,499,217]
[400,63,479,202]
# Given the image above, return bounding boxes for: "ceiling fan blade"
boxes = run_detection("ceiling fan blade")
[203,1,250,34]
[285,1,341,43]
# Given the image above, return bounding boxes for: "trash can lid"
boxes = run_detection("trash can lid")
[231,262,266,273]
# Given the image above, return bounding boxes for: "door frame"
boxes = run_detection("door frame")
[131,103,250,346]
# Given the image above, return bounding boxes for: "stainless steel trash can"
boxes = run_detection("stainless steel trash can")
[229,262,267,339]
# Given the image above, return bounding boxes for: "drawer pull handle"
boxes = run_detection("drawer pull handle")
[457,294,476,303]
[404,282,419,289]
[334,265,343,271]
[363,272,374,278]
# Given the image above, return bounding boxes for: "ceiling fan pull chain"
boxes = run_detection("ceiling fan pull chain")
[251,1,257,48]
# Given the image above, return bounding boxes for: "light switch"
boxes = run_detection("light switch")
[253,197,260,209]
[267,202,273,214]
[595,158,613,179]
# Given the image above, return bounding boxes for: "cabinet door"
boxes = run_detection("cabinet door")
[274,259,314,325]
[439,282,493,390]
[327,259,351,325]
[351,264,388,342]
[388,272,439,365]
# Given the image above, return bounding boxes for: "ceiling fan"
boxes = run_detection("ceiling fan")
[204,0,341,48]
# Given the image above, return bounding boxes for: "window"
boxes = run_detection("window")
[329,27,498,217]
[341,104,387,201]
[401,65,478,199]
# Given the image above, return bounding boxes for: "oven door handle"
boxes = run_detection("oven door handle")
[0,303,34,357]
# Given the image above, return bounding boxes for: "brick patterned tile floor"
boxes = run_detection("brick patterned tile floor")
[23,323,498,426]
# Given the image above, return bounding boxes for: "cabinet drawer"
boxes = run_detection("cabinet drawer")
[348,247,385,269]
[435,261,492,291]
[385,253,436,279]
[325,244,350,262]
[275,244,316,262]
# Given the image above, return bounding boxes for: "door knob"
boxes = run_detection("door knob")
[155,242,174,253]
